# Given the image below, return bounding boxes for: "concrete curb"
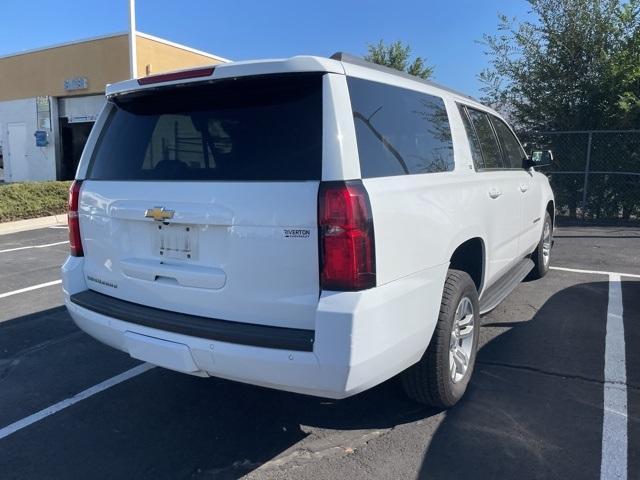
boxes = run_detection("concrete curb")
[0,214,68,236]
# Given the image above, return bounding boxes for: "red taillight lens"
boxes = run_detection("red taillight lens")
[318,181,376,291]
[68,180,83,257]
[137,67,215,85]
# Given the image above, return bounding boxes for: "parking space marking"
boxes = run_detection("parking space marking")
[47,226,68,230]
[0,241,68,254]
[551,265,632,478]
[0,280,62,299]
[601,274,627,480]
[551,265,640,279]
[0,363,154,441]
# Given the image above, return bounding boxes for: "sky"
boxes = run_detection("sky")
[0,0,533,97]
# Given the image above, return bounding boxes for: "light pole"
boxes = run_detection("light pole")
[128,0,137,78]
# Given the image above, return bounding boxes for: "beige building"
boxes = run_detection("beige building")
[0,32,228,182]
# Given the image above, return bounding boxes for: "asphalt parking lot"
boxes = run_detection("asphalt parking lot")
[0,225,638,479]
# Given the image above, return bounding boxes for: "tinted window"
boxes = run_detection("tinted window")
[347,77,454,178]
[466,108,503,169]
[88,74,323,181]
[492,117,526,169]
[457,104,484,169]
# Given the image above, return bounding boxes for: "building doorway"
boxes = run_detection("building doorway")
[7,122,28,181]
[59,118,94,180]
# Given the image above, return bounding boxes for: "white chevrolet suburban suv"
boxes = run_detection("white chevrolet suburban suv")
[62,53,555,408]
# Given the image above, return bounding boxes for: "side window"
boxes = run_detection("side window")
[347,77,455,178]
[457,104,484,169]
[491,117,526,169]
[466,108,503,169]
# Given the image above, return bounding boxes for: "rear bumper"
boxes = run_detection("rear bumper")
[70,290,315,352]
[62,256,447,399]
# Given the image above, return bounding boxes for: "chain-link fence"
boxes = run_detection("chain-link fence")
[530,130,640,222]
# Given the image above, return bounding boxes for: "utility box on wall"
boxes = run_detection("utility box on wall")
[34,130,48,147]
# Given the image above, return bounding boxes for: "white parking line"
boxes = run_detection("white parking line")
[0,280,62,299]
[600,274,627,480]
[0,241,69,254]
[551,265,640,279]
[48,226,68,230]
[0,363,155,441]
[552,264,632,478]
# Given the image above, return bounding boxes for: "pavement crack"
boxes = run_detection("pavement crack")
[477,360,640,390]
[526,302,539,313]
[240,429,389,478]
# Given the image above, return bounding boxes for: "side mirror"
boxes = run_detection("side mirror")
[525,150,553,169]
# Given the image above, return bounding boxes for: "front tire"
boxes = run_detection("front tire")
[528,211,552,280]
[401,270,479,408]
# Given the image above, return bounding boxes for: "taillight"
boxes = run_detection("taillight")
[68,180,83,257]
[318,181,376,291]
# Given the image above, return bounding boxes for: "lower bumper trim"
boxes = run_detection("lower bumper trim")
[70,290,315,352]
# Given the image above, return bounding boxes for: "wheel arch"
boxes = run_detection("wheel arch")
[448,236,486,296]
[546,199,555,229]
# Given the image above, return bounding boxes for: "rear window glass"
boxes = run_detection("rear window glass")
[347,77,454,178]
[88,74,323,181]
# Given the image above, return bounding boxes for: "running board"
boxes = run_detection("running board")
[479,258,534,314]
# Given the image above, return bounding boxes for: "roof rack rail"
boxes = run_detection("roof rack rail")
[329,51,477,101]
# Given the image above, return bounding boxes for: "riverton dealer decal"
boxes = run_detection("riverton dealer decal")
[283,229,311,239]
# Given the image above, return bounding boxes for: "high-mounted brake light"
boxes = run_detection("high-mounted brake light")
[137,66,215,86]
[68,180,83,257]
[318,181,376,291]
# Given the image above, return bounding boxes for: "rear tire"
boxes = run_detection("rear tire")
[528,211,552,280]
[401,270,479,408]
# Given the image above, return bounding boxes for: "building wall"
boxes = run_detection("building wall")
[58,95,106,123]
[0,98,57,182]
[0,33,227,182]
[0,35,129,102]
[136,35,225,77]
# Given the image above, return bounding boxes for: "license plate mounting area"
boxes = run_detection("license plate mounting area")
[153,223,198,260]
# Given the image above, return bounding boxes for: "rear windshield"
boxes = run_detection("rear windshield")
[88,73,323,181]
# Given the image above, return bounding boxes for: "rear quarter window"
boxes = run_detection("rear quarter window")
[88,73,323,181]
[347,77,454,178]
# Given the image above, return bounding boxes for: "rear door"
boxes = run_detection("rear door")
[491,116,542,255]
[461,106,521,282]
[78,73,323,330]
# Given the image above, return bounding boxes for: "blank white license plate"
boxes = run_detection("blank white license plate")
[152,224,198,260]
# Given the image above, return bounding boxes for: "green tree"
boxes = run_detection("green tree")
[480,0,640,131]
[365,40,434,79]
[480,0,640,220]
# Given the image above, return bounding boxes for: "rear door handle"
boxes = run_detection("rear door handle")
[488,188,502,199]
[519,184,529,193]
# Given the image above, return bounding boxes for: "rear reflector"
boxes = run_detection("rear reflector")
[68,180,83,257]
[318,181,376,291]
[137,67,215,85]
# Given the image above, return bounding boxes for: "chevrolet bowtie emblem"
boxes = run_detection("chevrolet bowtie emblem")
[145,207,174,221]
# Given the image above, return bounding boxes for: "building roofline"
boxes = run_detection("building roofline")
[0,31,230,63]
[0,32,129,60]
[135,31,231,63]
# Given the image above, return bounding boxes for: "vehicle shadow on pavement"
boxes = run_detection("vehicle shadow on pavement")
[6,279,636,479]
[418,280,611,480]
